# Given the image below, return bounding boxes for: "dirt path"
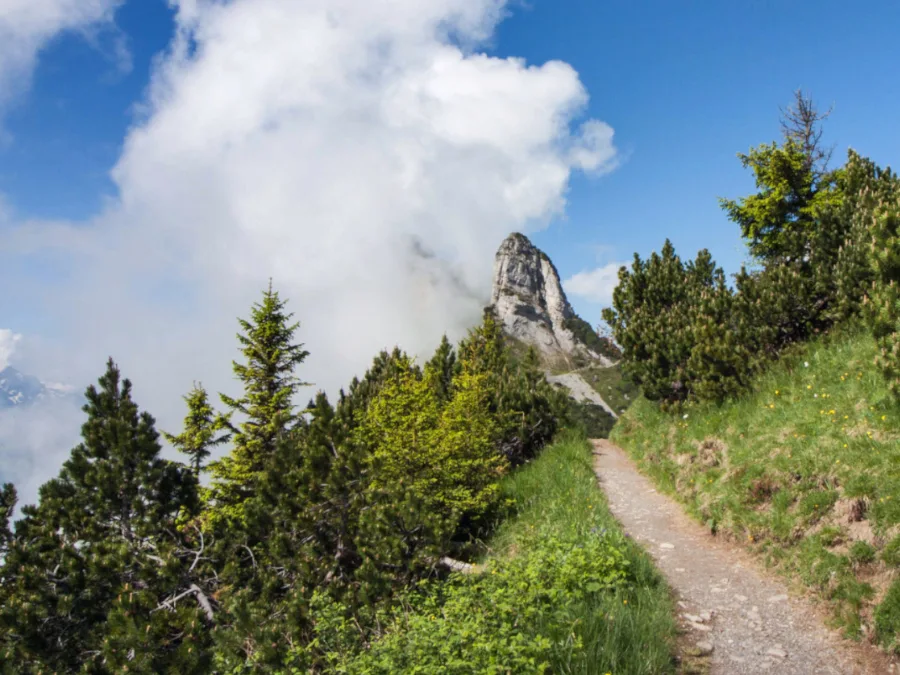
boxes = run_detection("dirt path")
[546,372,618,418]
[591,439,897,675]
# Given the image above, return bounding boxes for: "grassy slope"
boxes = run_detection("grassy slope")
[581,363,640,416]
[343,432,678,674]
[611,328,900,642]
[487,432,677,674]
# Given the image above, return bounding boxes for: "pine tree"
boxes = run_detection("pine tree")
[720,91,840,265]
[603,240,696,403]
[164,383,231,477]
[456,312,562,463]
[0,359,207,673]
[830,151,900,320]
[207,282,310,525]
[426,334,458,402]
[866,197,900,399]
[0,483,14,557]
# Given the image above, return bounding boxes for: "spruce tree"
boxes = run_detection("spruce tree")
[163,383,230,476]
[720,91,840,265]
[426,334,458,402]
[0,359,207,673]
[207,282,310,525]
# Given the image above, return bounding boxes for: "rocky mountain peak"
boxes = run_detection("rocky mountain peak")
[490,233,617,366]
[0,366,78,409]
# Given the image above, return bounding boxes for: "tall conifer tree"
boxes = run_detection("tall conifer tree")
[206,282,309,524]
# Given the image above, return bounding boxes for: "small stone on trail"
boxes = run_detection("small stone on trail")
[695,641,714,656]
[699,610,713,622]
[734,594,748,602]
[768,594,788,603]
[676,567,685,572]
[660,542,675,549]
[683,613,704,624]
[766,646,788,658]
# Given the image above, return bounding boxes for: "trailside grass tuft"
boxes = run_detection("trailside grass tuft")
[611,327,900,646]
[338,431,678,674]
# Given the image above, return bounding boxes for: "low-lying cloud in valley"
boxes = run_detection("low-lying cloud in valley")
[0,0,618,510]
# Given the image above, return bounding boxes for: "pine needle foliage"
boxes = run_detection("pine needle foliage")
[206,282,310,526]
[0,359,207,673]
[163,383,230,476]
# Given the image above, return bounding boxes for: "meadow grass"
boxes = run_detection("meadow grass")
[611,327,900,643]
[482,430,678,674]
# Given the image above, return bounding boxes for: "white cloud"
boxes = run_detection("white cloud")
[563,262,626,306]
[0,0,125,122]
[0,329,22,371]
[1,0,618,509]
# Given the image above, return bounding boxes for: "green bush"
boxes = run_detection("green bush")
[334,534,630,674]
[876,579,900,652]
[882,535,900,567]
[866,197,900,400]
[849,541,876,565]
[565,399,616,438]
[603,242,759,405]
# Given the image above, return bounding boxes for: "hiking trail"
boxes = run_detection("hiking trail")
[591,438,897,675]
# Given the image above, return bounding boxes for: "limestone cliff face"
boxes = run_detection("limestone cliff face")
[490,233,613,366]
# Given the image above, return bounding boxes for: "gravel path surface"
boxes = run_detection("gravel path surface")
[591,439,897,675]
[546,372,618,418]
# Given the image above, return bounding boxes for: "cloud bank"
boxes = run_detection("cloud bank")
[0,329,22,371]
[563,262,626,307]
[2,0,617,510]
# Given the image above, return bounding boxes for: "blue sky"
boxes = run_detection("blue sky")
[4,0,900,329]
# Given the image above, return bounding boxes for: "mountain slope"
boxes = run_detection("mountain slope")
[0,366,79,409]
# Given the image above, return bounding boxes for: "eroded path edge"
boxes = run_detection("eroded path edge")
[590,438,896,675]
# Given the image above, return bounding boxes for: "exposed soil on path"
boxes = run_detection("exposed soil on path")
[591,438,898,675]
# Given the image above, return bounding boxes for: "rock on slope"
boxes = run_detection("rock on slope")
[490,232,614,367]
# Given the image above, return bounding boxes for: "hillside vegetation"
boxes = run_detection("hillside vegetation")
[603,91,900,654]
[334,432,677,674]
[613,329,900,643]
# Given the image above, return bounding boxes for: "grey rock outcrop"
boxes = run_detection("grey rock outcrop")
[490,233,613,366]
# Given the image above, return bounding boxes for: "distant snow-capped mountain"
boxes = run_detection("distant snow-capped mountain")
[0,366,79,409]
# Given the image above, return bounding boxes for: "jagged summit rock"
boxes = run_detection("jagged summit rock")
[490,233,616,367]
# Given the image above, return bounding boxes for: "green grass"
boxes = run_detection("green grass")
[581,363,640,415]
[340,431,678,674]
[484,431,678,674]
[611,327,900,644]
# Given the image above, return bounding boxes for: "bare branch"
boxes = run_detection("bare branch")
[439,556,480,574]
[189,526,205,573]
[190,584,215,622]
[779,89,835,176]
